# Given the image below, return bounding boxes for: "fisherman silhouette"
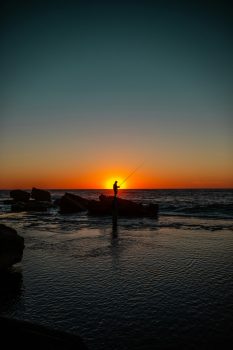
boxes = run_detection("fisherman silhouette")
[113,181,120,197]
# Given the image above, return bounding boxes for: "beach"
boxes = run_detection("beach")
[0,189,233,349]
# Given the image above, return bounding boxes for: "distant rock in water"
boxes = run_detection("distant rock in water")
[10,189,30,202]
[59,193,89,213]
[31,187,51,202]
[11,201,51,212]
[0,224,24,271]
[88,195,159,217]
[7,188,52,212]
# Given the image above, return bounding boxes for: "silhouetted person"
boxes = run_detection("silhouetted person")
[113,181,120,197]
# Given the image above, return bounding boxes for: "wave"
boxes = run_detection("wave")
[160,203,233,219]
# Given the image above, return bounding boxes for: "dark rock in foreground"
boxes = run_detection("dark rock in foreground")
[0,270,23,314]
[31,187,51,202]
[10,189,30,202]
[0,317,88,349]
[59,193,89,213]
[0,224,24,270]
[88,195,159,217]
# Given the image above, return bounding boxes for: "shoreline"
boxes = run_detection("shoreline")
[1,225,233,350]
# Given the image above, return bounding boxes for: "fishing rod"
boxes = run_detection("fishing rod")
[119,162,145,187]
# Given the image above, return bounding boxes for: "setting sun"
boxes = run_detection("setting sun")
[105,178,126,190]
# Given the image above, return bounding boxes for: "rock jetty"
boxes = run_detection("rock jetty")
[59,193,89,213]
[58,193,158,217]
[5,189,159,217]
[88,194,159,217]
[10,189,30,202]
[7,188,52,212]
[31,187,51,202]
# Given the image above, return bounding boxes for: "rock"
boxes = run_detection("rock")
[0,317,88,349]
[11,201,51,212]
[0,224,24,271]
[3,200,14,204]
[88,198,113,216]
[146,203,159,216]
[53,198,61,206]
[59,193,89,213]
[88,195,159,217]
[10,190,30,202]
[31,187,51,202]
[0,270,23,313]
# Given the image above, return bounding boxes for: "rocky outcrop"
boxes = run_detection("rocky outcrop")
[31,187,51,202]
[59,193,89,213]
[88,195,159,217]
[10,190,30,202]
[0,270,23,313]
[6,188,52,212]
[11,201,51,212]
[0,317,88,349]
[0,224,24,270]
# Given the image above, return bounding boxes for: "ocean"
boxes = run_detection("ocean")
[0,189,233,349]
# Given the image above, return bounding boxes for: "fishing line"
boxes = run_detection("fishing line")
[120,161,145,187]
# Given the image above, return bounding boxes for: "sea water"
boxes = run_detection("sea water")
[0,189,233,349]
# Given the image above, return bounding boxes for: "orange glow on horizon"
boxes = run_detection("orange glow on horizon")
[0,174,232,190]
[1,165,233,190]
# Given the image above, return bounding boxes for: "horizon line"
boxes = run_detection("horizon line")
[0,187,232,191]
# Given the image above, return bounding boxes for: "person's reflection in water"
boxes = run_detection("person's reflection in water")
[112,215,118,239]
[110,215,120,269]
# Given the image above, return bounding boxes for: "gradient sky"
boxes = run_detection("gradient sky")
[1,0,233,189]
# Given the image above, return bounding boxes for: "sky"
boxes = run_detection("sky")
[1,0,233,189]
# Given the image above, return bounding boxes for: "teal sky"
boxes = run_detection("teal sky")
[1,1,232,188]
